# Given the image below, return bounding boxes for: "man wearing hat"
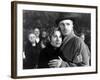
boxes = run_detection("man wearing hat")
[48,17,90,67]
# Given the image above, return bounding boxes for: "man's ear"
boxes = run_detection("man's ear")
[71,24,74,30]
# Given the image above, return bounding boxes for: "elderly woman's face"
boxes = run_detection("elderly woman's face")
[51,31,62,47]
[28,33,36,43]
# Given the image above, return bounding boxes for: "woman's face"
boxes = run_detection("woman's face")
[28,33,36,43]
[51,30,62,48]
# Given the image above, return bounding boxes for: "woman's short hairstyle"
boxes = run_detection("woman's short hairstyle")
[49,27,61,40]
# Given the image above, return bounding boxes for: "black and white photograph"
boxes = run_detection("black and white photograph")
[11,1,97,78]
[23,10,91,69]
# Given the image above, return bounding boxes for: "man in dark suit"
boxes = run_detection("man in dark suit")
[48,17,90,67]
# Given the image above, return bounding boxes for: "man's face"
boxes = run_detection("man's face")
[59,19,73,36]
[28,33,36,43]
[51,31,62,48]
[34,28,40,37]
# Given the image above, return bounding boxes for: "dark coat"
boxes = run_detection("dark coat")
[60,33,90,66]
[38,44,61,68]
[23,41,41,69]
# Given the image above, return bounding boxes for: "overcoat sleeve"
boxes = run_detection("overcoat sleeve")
[72,38,90,66]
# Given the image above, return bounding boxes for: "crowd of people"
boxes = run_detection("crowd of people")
[23,17,90,69]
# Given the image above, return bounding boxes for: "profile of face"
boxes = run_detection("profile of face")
[51,30,62,48]
[34,28,40,37]
[28,33,36,43]
[59,19,73,36]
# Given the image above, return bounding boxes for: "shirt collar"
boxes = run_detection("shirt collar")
[61,32,76,50]
[36,38,40,43]
[63,31,75,44]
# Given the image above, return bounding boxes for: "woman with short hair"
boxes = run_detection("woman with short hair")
[38,28,63,68]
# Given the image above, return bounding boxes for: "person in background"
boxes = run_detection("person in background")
[41,30,49,49]
[34,28,40,44]
[80,32,85,41]
[79,32,91,65]
[48,17,90,67]
[38,28,63,68]
[23,32,41,69]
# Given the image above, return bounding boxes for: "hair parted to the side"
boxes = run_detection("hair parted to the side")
[49,27,61,40]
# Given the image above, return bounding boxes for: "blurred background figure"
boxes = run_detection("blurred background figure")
[42,30,47,38]
[33,28,40,44]
[23,32,41,69]
[28,32,36,46]
[79,32,91,65]
[41,30,49,49]
[80,33,85,41]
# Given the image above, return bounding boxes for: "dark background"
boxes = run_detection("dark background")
[23,10,91,51]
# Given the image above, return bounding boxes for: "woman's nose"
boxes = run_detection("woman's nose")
[56,37,60,42]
